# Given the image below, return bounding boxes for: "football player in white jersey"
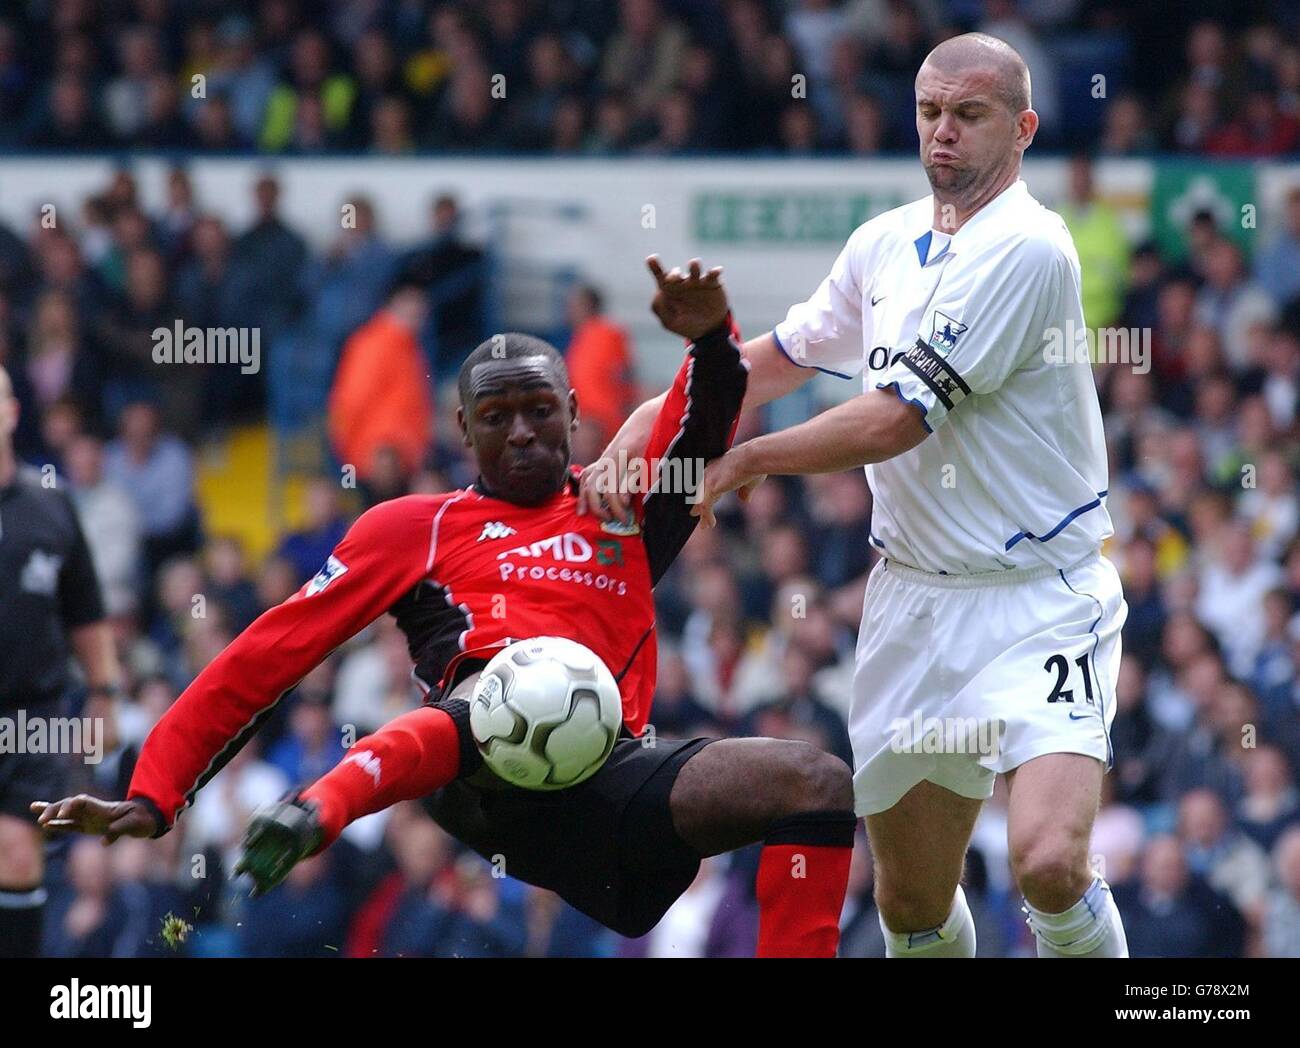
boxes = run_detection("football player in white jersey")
[583,33,1129,958]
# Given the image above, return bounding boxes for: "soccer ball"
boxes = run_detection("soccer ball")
[469,637,623,790]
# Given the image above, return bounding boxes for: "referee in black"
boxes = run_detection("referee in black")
[0,365,122,957]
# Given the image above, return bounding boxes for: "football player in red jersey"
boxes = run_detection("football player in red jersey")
[35,260,856,956]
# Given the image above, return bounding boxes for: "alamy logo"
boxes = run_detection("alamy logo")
[477,521,517,542]
[50,980,151,1028]
[152,321,260,374]
[889,712,1006,757]
[0,709,103,764]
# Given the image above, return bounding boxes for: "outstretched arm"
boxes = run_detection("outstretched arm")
[578,261,815,521]
[35,497,437,842]
[690,388,929,527]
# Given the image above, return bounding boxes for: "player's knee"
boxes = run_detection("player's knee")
[776,742,853,815]
[0,817,42,886]
[1012,838,1089,911]
[874,874,952,933]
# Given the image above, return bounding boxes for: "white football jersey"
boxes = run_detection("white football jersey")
[773,179,1111,575]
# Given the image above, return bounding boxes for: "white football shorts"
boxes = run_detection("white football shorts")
[849,552,1126,817]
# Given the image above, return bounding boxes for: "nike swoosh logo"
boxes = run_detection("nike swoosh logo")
[871,294,886,306]
[1068,710,1090,720]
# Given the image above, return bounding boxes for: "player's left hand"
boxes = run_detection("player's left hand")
[691,446,766,528]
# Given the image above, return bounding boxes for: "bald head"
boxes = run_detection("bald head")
[919,33,1031,116]
[913,32,1037,215]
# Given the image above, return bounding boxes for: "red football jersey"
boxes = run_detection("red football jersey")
[128,325,749,830]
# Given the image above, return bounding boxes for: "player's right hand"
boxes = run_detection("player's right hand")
[576,453,631,523]
[30,795,158,845]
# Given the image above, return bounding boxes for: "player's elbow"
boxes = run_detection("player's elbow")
[862,389,929,463]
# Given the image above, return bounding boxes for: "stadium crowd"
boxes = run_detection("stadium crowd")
[1,1,1299,958]
[0,0,1299,157]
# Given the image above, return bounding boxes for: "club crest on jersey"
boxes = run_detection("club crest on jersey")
[600,517,640,536]
[477,521,517,542]
[928,311,968,354]
[305,555,348,596]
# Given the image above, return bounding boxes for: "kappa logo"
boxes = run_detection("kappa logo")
[343,749,382,787]
[929,311,969,354]
[305,555,347,596]
[477,521,518,542]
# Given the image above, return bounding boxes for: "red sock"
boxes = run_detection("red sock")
[755,811,856,957]
[301,705,465,848]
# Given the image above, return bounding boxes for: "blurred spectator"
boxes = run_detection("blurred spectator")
[600,0,688,121]
[397,194,487,376]
[172,215,255,426]
[277,475,349,584]
[1099,94,1156,155]
[1194,238,1277,369]
[1263,826,1300,956]
[650,646,721,739]
[232,174,308,391]
[1254,186,1300,309]
[1114,835,1245,957]
[1237,745,1300,853]
[104,26,166,143]
[368,813,528,958]
[201,16,277,144]
[327,283,433,485]
[1058,155,1130,330]
[742,645,853,767]
[1206,83,1300,157]
[30,74,110,149]
[65,432,141,617]
[563,284,635,449]
[301,195,396,355]
[103,401,200,578]
[1177,788,1271,921]
[44,839,133,958]
[1110,655,1173,804]
[204,535,260,633]
[267,690,347,786]
[1196,520,1284,677]
[260,29,355,152]
[22,289,99,421]
[240,852,349,957]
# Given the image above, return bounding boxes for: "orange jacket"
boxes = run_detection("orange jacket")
[328,311,433,480]
[565,316,635,445]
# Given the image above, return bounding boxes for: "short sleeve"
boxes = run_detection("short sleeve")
[876,237,1065,431]
[58,497,106,629]
[772,235,866,380]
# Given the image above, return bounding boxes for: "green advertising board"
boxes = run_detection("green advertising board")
[694,189,908,243]
[1149,163,1257,261]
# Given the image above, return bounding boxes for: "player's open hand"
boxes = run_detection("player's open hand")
[647,256,728,340]
[30,795,158,845]
[691,446,766,529]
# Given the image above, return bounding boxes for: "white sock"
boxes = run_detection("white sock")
[880,885,977,957]
[1024,877,1128,957]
